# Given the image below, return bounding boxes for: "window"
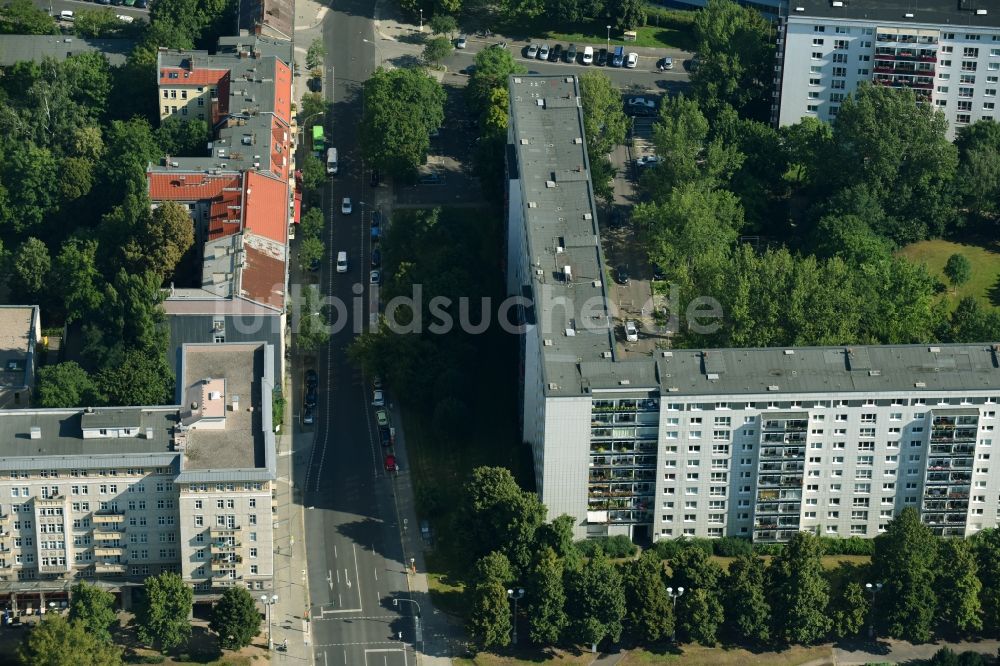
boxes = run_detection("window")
[959,100,974,111]
[833,53,848,63]
[814,25,826,32]
[810,66,822,74]
[967,34,982,41]
[835,40,848,50]
[832,66,847,77]
[813,38,825,47]
[941,60,952,68]
[960,74,977,84]
[957,113,972,124]
[963,61,978,72]
[832,79,846,89]
[812,51,823,60]
[964,47,980,58]
[988,89,998,97]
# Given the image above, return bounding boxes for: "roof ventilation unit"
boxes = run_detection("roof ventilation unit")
[29,426,41,440]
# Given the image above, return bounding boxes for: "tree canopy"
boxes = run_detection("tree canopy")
[18,615,122,666]
[135,572,194,651]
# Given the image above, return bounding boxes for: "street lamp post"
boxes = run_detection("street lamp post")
[506,587,524,645]
[606,25,611,52]
[666,586,685,643]
[362,39,385,69]
[260,594,278,650]
[393,597,422,650]
[419,8,424,32]
[865,582,883,639]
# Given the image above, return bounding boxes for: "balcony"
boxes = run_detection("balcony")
[93,530,124,541]
[95,547,124,557]
[210,527,241,539]
[94,563,126,575]
[212,576,244,588]
[211,541,241,554]
[92,513,125,525]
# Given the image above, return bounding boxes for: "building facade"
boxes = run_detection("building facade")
[774,0,1000,139]
[506,74,1000,544]
[0,343,276,613]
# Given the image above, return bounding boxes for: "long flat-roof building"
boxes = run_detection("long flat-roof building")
[0,306,40,409]
[0,342,276,612]
[507,74,1000,543]
[773,0,1000,139]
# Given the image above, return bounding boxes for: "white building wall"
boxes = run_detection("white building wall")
[777,15,1000,140]
[540,396,593,538]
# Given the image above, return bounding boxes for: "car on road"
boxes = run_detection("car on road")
[379,426,393,447]
[373,375,383,390]
[303,406,315,425]
[307,77,322,93]
[456,34,467,49]
[341,197,352,214]
[372,389,385,407]
[376,409,389,428]
[582,46,594,65]
[615,265,630,285]
[626,52,639,68]
[636,155,665,168]
[526,44,539,58]
[371,248,382,268]
[384,454,398,472]
[550,44,562,62]
[370,270,381,285]
[566,43,578,63]
[305,386,318,408]
[420,520,433,544]
[371,210,381,228]
[309,257,321,272]
[306,369,318,389]
[612,46,624,67]
[658,56,674,71]
[418,172,443,185]
[596,48,608,66]
[538,44,550,60]
[336,251,348,273]
[371,225,380,242]
[625,320,639,342]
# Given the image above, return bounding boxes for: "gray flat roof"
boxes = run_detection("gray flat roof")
[179,343,266,471]
[0,408,179,460]
[640,343,1000,397]
[217,34,292,65]
[790,0,1000,28]
[508,75,617,398]
[0,35,134,67]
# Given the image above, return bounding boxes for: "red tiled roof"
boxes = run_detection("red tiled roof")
[158,67,229,87]
[273,59,292,124]
[147,171,245,242]
[269,117,291,181]
[240,244,285,309]
[243,171,287,244]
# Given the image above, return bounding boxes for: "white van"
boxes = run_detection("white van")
[59,10,74,21]
[326,147,338,175]
[336,251,348,273]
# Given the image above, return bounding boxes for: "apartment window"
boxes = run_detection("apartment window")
[810,66,822,74]
[857,69,869,76]
[941,60,952,68]
[967,34,982,41]
[833,53,848,63]
[814,25,826,32]
[964,47,980,58]
[963,61,978,72]
[987,89,998,97]
[831,79,846,89]
[835,40,848,50]
[960,74,977,84]
[957,114,972,124]
[959,101,974,111]
[812,51,823,60]
[813,38,825,47]
[832,66,847,77]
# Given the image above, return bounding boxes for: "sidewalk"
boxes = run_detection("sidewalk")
[267,428,315,664]
[388,398,461,666]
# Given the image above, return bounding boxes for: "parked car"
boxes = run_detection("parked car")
[371,248,382,268]
[309,257,321,272]
[612,46,624,67]
[306,369,318,389]
[376,409,389,427]
[566,43,578,63]
[305,386,318,408]
[370,270,381,285]
[373,375,383,390]
[341,197,352,214]
[615,265,630,285]
[303,406,315,425]
[625,320,639,342]
[625,96,656,115]
[626,52,639,68]
[384,454,398,472]
[582,46,594,65]
[596,48,608,66]
[526,44,539,58]
[456,34,467,48]
[550,43,562,62]
[636,155,665,168]
[379,426,393,447]
[420,520,433,544]
[372,389,385,407]
[538,43,550,60]
[371,210,382,228]
[658,56,674,71]
[135,0,148,7]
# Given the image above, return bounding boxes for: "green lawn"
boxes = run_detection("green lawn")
[619,644,834,665]
[499,6,697,51]
[899,238,1000,309]
[707,554,870,572]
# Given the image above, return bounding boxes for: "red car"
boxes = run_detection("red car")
[384,454,398,472]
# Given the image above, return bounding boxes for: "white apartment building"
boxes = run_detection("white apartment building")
[0,342,276,614]
[506,75,1000,544]
[774,0,1000,139]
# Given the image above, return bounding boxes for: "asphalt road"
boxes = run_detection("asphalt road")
[300,1,418,665]
[442,38,691,95]
[35,0,149,20]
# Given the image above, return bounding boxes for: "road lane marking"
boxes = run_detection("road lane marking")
[353,543,363,611]
[345,568,352,588]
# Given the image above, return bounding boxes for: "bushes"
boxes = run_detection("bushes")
[714,536,754,557]
[575,535,637,559]
[653,536,750,559]
[819,536,874,556]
